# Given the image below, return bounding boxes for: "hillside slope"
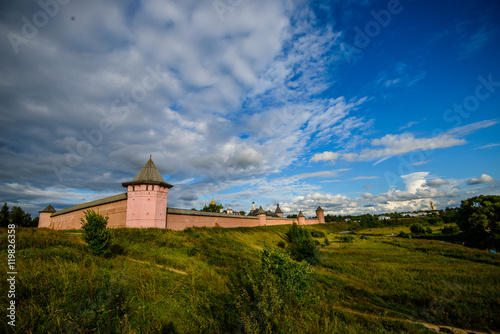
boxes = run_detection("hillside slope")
[1,224,499,333]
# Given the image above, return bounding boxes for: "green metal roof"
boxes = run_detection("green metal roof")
[51,193,127,217]
[122,157,173,188]
[256,206,266,215]
[39,204,56,213]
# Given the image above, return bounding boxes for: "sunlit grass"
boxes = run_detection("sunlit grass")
[1,225,498,333]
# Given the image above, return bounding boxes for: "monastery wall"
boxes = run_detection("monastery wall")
[39,158,325,230]
[166,208,263,230]
[303,218,320,225]
[48,199,128,230]
[165,209,324,230]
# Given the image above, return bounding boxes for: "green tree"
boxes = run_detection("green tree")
[239,211,246,216]
[10,206,32,227]
[31,216,39,227]
[80,209,113,256]
[285,224,320,265]
[410,223,426,234]
[457,195,500,251]
[0,203,10,227]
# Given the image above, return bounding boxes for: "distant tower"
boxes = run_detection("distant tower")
[252,200,256,211]
[257,206,266,226]
[316,206,325,224]
[297,210,306,225]
[122,157,173,228]
[38,204,56,229]
[227,206,233,214]
[430,201,435,211]
[275,204,283,218]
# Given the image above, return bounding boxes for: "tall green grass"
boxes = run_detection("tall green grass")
[1,225,498,333]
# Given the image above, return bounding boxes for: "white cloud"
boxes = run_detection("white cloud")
[427,178,449,187]
[475,143,500,150]
[330,120,497,164]
[398,121,419,131]
[310,151,339,162]
[465,174,494,185]
[351,176,379,180]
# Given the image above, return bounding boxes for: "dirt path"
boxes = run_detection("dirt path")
[125,257,187,275]
[332,305,494,334]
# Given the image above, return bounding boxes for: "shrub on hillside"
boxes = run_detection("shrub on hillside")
[410,223,426,234]
[233,246,313,333]
[441,225,460,235]
[324,237,330,246]
[277,240,286,249]
[310,230,326,238]
[426,227,433,235]
[285,224,320,265]
[81,209,112,256]
[337,235,354,243]
[398,231,411,239]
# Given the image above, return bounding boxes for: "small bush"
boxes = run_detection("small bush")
[233,247,313,333]
[277,240,286,248]
[310,230,326,238]
[398,231,410,238]
[410,223,426,234]
[285,224,320,265]
[314,240,320,246]
[80,209,112,256]
[337,235,354,243]
[441,225,460,235]
[426,227,433,234]
[324,238,330,246]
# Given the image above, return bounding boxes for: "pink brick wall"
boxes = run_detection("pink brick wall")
[47,200,128,230]
[166,213,263,230]
[38,212,53,229]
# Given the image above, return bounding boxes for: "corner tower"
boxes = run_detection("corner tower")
[275,204,283,218]
[316,206,325,224]
[122,157,173,228]
[38,204,56,229]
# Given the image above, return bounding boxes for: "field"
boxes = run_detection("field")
[1,223,499,333]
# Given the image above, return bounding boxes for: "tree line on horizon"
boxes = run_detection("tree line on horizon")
[0,203,38,228]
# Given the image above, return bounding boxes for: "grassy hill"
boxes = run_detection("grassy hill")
[1,223,499,333]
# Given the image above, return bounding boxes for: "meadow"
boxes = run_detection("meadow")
[1,223,499,333]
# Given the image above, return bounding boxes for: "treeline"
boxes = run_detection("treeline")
[324,212,446,229]
[0,203,38,228]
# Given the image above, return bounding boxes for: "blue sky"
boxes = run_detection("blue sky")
[0,0,499,217]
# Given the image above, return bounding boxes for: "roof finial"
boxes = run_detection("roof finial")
[150,154,152,160]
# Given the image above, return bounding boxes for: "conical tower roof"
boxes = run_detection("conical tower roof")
[256,206,266,215]
[298,210,305,217]
[275,204,283,214]
[39,204,56,213]
[122,157,173,188]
